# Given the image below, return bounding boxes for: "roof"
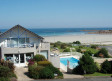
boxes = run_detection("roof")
[0,25,44,39]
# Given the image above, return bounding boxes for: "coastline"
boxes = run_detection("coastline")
[44,34,112,45]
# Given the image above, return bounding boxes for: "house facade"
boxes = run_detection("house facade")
[0,25,50,67]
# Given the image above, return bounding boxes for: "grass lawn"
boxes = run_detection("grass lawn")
[84,72,112,77]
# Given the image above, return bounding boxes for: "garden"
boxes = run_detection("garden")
[28,54,63,79]
[0,59,17,81]
[51,41,111,58]
[51,41,112,77]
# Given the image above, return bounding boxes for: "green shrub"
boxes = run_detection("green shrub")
[39,67,54,79]
[91,45,98,49]
[72,54,97,74]
[37,61,52,67]
[28,65,44,79]
[53,41,62,47]
[84,50,93,56]
[0,59,15,72]
[0,77,10,81]
[72,65,84,74]
[79,46,84,48]
[33,55,46,62]
[73,41,81,44]
[95,62,101,72]
[54,43,58,47]
[46,65,63,76]
[8,72,17,78]
[95,48,109,58]
[0,66,10,77]
[28,62,37,73]
[7,62,15,72]
[76,48,81,52]
[63,48,70,52]
[60,43,67,49]
[101,60,111,73]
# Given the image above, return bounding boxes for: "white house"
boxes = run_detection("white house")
[0,25,50,67]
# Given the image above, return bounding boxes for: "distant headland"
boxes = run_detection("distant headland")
[82,30,112,34]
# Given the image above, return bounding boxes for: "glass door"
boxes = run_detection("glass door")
[14,54,19,64]
[20,54,24,63]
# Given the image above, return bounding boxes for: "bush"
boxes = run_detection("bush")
[0,66,11,77]
[0,59,15,72]
[8,72,17,78]
[72,65,84,74]
[53,41,62,47]
[28,64,44,79]
[63,48,70,52]
[95,48,109,58]
[37,61,52,67]
[60,43,67,49]
[95,62,101,72]
[7,62,15,72]
[28,62,37,73]
[72,54,97,74]
[79,46,84,48]
[84,50,93,56]
[73,41,81,44]
[76,48,81,52]
[28,59,35,66]
[39,67,54,79]
[101,60,111,73]
[33,55,46,62]
[0,77,10,81]
[46,65,63,76]
[91,45,98,49]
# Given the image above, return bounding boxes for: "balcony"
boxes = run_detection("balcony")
[1,43,37,54]
[2,43,35,48]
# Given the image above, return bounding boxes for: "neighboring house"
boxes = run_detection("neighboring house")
[0,25,50,67]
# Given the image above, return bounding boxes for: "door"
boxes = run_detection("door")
[14,54,19,64]
[20,54,24,63]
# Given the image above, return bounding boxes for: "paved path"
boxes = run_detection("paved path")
[15,67,34,81]
[63,73,84,79]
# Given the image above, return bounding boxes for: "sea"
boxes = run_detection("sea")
[0,28,112,37]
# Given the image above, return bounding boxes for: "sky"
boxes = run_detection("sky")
[0,0,112,28]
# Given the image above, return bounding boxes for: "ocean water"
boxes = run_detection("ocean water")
[0,28,112,37]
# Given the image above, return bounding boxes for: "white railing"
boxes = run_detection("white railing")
[2,43,35,48]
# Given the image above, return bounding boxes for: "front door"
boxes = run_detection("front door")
[14,54,25,66]
[14,54,19,64]
[20,54,24,63]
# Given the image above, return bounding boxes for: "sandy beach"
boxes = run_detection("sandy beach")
[44,34,112,45]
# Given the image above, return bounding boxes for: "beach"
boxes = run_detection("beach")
[44,34,112,45]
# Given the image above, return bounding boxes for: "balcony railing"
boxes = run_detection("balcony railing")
[2,43,35,48]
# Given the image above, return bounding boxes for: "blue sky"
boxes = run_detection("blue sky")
[0,0,112,28]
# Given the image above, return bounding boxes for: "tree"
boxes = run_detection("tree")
[72,54,97,74]
[73,41,81,44]
[101,60,111,73]
[84,50,93,56]
[95,48,109,58]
